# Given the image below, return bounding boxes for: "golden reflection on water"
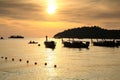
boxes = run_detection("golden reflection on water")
[45,48,57,77]
[0,38,120,80]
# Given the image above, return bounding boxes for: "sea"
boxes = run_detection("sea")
[0,38,120,80]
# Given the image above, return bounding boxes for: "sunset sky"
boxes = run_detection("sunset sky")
[0,0,120,37]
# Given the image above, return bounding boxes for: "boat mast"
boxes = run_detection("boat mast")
[46,36,48,41]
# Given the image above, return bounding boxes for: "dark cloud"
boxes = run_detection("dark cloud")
[0,0,120,28]
[90,0,120,19]
[0,0,46,20]
[54,0,120,29]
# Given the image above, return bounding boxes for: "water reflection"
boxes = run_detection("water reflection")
[45,48,57,78]
[0,38,120,80]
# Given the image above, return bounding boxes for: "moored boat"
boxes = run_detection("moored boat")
[93,39,119,47]
[116,40,120,46]
[62,39,90,48]
[28,41,38,44]
[44,36,56,49]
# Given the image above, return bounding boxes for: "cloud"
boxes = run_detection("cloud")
[0,0,120,29]
[0,23,8,28]
[0,0,120,22]
[0,0,47,20]
[102,21,120,29]
[58,0,120,20]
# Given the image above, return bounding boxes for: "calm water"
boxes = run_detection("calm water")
[0,38,120,80]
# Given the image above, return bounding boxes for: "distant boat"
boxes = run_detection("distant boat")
[93,39,119,47]
[62,39,90,48]
[44,36,56,49]
[8,35,24,39]
[28,41,38,44]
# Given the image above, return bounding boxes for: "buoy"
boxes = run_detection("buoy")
[5,57,7,60]
[34,62,37,65]
[27,60,29,64]
[19,59,22,62]
[12,58,14,61]
[45,62,47,66]
[54,65,57,68]
[38,44,40,46]
[1,56,4,58]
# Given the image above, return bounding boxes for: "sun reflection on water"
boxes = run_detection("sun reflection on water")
[45,48,57,77]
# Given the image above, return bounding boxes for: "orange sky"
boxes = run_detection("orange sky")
[0,0,120,37]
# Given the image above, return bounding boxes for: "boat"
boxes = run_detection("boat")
[28,41,38,44]
[93,39,119,47]
[116,40,120,46]
[62,39,90,48]
[8,35,24,39]
[44,36,56,49]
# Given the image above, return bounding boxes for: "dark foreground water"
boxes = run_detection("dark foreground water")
[0,38,120,80]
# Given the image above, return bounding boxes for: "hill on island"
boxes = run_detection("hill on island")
[54,26,120,39]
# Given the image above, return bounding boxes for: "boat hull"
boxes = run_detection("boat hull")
[63,41,89,48]
[93,41,119,47]
[44,41,56,49]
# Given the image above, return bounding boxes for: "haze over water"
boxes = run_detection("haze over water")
[0,38,120,80]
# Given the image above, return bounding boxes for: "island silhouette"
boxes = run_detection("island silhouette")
[54,26,120,39]
[8,35,24,39]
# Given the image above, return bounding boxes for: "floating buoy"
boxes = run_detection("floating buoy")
[45,62,47,66]
[34,62,37,65]
[5,57,7,60]
[19,59,22,62]
[38,44,40,46]
[12,58,14,61]
[1,56,4,58]
[54,65,57,68]
[27,60,29,64]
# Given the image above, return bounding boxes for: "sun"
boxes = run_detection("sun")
[47,0,57,14]
[48,5,56,14]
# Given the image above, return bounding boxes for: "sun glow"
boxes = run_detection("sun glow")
[47,0,57,14]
